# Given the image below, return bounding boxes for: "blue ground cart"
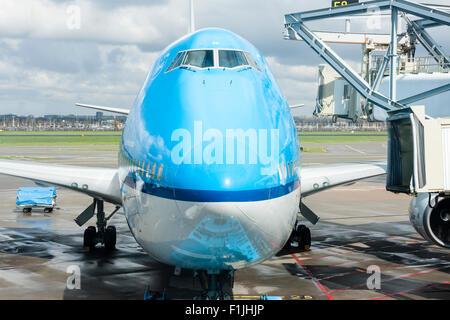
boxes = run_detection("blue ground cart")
[16,187,56,214]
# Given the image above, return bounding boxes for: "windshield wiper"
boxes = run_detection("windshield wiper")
[238,66,252,72]
[180,66,197,72]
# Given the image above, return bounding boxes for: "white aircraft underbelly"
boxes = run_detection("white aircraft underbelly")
[121,183,300,270]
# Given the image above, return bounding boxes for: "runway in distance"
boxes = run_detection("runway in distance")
[0,27,392,299]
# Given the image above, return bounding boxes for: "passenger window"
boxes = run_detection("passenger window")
[166,51,185,72]
[183,50,214,68]
[219,50,248,68]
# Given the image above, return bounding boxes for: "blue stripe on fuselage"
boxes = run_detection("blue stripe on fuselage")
[124,173,299,202]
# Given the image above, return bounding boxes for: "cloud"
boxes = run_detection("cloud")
[266,57,318,82]
[67,0,169,10]
[0,38,158,115]
[0,0,449,117]
[0,0,187,47]
[16,39,101,74]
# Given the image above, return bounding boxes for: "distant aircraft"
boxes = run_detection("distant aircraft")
[0,28,387,299]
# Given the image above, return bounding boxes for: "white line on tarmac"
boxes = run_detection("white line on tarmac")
[332,187,386,191]
[345,145,367,154]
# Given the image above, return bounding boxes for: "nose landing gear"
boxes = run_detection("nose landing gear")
[195,270,234,300]
[285,223,311,251]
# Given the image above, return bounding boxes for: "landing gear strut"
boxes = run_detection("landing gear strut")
[195,270,234,300]
[78,199,119,252]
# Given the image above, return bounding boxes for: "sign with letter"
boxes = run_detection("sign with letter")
[332,0,359,7]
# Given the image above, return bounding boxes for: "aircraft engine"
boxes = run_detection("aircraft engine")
[409,193,450,248]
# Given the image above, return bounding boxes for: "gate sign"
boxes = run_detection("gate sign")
[332,0,359,7]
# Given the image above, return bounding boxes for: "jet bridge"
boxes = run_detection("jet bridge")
[284,1,450,199]
[386,105,450,194]
[284,0,450,121]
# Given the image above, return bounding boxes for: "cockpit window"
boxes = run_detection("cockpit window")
[166,51,186,72]
[165,49,261,72]
[183,50,214,68]
[244,52,261,72]
[219,50,248,68]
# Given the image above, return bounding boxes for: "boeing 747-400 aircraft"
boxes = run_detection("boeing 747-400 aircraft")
[0,27,407,299]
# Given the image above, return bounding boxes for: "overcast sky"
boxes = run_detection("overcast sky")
[0,0,448,117]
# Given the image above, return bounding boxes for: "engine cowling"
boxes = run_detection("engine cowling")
[409,193,450,248]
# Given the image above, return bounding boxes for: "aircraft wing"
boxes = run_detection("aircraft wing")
[76,103,129,115]
[0,160,122,205]
[289,104,305,109]
[300,161,387,197]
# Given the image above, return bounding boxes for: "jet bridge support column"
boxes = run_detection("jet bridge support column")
[390,7,398,102]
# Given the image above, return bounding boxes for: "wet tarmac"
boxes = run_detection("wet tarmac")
[0,142,448,300]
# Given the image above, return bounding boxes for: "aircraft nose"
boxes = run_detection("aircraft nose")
[170,189,299,270]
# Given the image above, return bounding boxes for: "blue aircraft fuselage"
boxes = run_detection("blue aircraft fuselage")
[118,28,301,271]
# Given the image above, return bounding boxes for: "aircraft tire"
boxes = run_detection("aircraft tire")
[298,225,311,250]
[83,226,96,252]
[104,225,116,251]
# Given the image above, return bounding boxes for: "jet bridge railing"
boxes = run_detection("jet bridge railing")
[372,54,450,74]
[403,13,450,66]
[402,55,450,74]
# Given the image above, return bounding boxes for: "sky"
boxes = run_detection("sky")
[0,0,448,117]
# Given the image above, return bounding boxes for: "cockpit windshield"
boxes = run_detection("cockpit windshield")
[166,51,186,72]
[183,50,214,68]
[166,49,260,72]
[243,52,261,71]
[218,50,248,68]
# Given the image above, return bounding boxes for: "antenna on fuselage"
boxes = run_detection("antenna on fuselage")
[189,0,195,33]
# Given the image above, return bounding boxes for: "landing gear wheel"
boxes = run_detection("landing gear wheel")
[297,225,311,251]
[104,225,116,251]
[83,226,96,252]
[195,271,234,300]
[44,208,53,213]
[285,224,312,251]
[144,285,167,300]
[23,208,32,214]
[79,200,121,252]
